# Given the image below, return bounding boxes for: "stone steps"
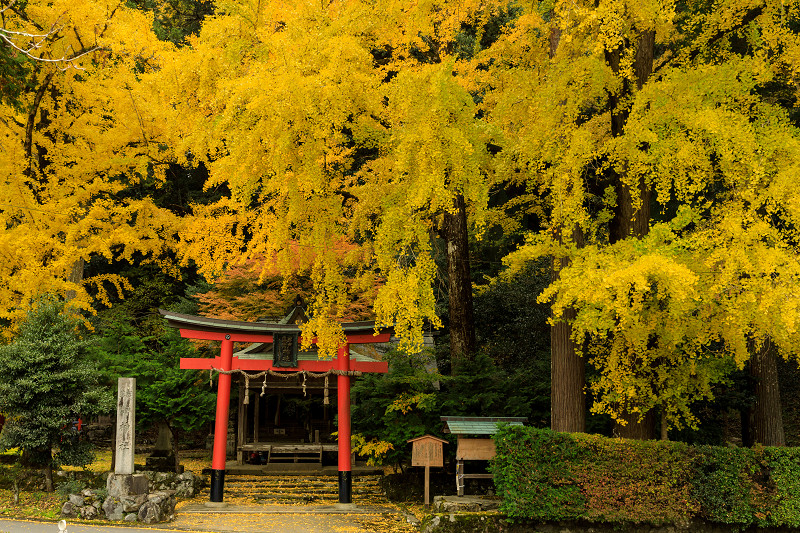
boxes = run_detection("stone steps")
[220,474,386,504]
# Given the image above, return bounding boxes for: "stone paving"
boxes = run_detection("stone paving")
[0,502,417,533]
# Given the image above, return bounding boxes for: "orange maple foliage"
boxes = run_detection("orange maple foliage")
[195,253,380,323]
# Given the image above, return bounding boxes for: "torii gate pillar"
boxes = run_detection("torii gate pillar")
[210,336,233,503]
[337,344,352,504]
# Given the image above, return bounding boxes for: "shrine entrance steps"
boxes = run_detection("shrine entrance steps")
[212,473,385,505]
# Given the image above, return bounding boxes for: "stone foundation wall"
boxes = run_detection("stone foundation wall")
[420,515,800,533]
[141,471,203,497]
[60,470,203,524]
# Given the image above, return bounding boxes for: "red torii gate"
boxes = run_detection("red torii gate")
[159,310,390,505]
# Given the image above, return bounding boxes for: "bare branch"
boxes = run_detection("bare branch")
[0,1,101,70]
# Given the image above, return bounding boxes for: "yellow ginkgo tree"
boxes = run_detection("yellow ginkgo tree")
[486,0,800,439]
[0,0,181,333]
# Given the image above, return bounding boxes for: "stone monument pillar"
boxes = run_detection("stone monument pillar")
[107,378,148,498]
[116,377,136,474]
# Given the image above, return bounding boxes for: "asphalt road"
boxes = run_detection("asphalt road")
[0,511,411,533]
[0,519,191,533]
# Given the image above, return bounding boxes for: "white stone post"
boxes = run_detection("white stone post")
[115,377,136,475]
[108,377,148,500]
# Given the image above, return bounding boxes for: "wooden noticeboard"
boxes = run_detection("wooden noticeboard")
[455,437,495,461]
[408,435,448,506]
[410,435,446,467]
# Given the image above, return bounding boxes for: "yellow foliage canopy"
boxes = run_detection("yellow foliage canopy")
[165,0,498,356]
[494,0,800,428]
[0,0,180,332]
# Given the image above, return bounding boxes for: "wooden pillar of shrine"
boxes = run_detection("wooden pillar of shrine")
[337,343,352,504]
[210,336,234,503]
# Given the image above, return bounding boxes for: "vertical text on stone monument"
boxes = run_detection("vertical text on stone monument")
[115,377,136,475]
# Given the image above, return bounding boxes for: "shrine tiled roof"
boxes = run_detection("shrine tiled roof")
[440,416,527,435]
[158,309,390,336]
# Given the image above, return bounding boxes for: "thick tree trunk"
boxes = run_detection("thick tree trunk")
[550,226,586,433]
[607,30,655,243]
[748,338,785,446]
[610,177,652,242]
[607,31,656,440]
[65,257,85,301]
[443,194,476,364]
[551,304,586,432]
[614,410,657,440]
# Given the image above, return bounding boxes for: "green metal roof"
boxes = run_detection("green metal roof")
[440,416,527,435]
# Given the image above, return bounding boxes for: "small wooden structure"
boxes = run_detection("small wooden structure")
[441,416,526,496]
[408,435,448,506]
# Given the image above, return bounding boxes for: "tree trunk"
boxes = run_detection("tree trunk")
[607,30,656,440]
[171,425,181,473]
[550,304,586,432]
[44,463,54,492]
[607,30,655,243]
[545,2,587,434]
[443,193,476,364]
[43,448,54,492]
[65,257,85,301]
[614,410,657,440]
[550,225,586,433]
[748,338,785,446]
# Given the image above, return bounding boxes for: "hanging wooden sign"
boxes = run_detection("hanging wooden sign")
[273,333,298,368]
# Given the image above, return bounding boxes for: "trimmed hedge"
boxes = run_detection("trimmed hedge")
[491,426,800,527]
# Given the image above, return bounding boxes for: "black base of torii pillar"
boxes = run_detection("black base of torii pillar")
[160,309,390,505]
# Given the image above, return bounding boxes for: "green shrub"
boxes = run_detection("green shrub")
[492,426,800,528]
[492,425,584,520]
[690,445,758,526]
[56,479,85,497]
[761,447,800,528]
[572,434,696,525]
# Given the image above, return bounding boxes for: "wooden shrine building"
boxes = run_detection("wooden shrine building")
[160,307,391,505]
